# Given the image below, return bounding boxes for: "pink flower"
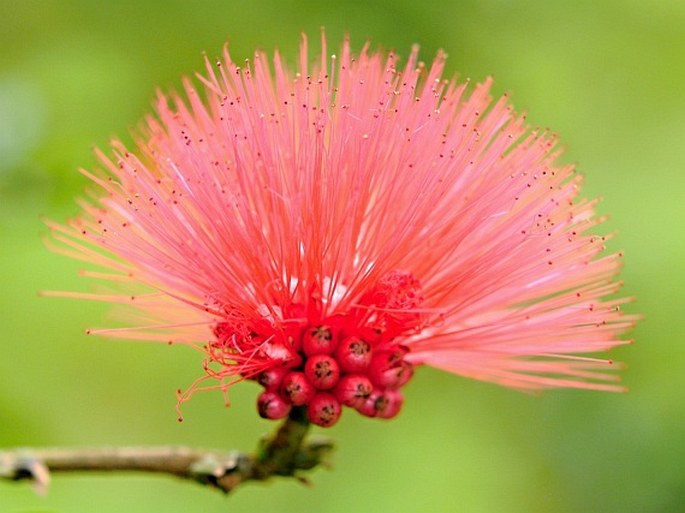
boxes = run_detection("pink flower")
[47,35,637,426]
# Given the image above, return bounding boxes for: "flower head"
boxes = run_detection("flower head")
[48,35,636,426]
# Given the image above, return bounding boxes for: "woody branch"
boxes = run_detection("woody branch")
[0,407,333,494]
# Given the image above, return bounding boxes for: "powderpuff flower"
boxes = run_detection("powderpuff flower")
[47,35,637,427]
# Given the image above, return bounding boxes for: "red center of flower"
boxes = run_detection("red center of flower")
[208,270,423,427]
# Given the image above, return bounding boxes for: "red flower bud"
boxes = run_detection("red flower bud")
[257,391,291,419]
[302,325,337,355]
[368,348,413,388]
[375,389,404,419]
[307,392,341,427]
[281,371,316,406]
[304,354,340,390]
[334,374,373,407]
[335,336,372,373]
[356,389,404,419]
[258,367,288,391]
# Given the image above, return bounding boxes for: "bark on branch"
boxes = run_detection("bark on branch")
[0,407,333,494]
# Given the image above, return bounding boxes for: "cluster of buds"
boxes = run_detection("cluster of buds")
[210,271,422,427]
[255,321,413,427]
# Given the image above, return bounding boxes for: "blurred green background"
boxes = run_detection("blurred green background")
[1,1,683,512]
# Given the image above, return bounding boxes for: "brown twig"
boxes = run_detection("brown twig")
[0,407,333,494]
